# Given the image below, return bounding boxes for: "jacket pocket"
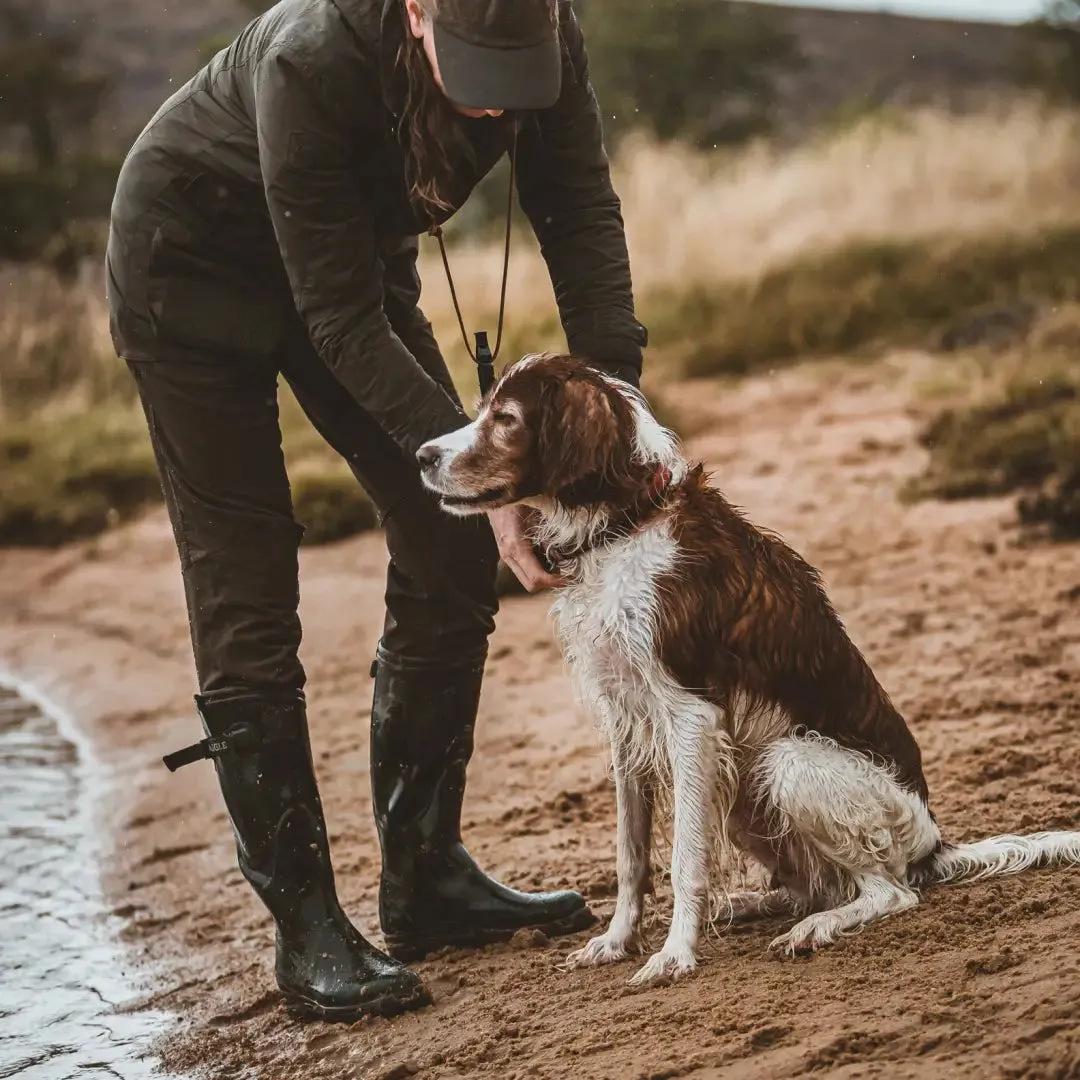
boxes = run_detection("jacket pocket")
[146,216,287,358]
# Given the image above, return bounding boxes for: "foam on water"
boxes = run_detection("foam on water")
[0,674,185,1080]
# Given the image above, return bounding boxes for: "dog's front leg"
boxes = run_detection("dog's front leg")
[630,707,718,986]
[565,735,653,969]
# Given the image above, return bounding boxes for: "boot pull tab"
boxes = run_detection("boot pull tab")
[162,723,259,772]
[163,735,232,772]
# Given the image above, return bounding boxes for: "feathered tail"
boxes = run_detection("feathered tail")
[915,830,1080,886]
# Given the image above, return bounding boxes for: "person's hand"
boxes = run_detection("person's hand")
[487,505,563,594]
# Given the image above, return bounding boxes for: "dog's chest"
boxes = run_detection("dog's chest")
[551,526,678,692]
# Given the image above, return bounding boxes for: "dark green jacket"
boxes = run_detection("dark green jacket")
[107,0,646,457]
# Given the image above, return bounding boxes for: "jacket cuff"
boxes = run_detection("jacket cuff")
[567,319,648,388]
[588,360,640,388]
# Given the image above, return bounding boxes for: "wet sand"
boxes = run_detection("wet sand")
[2,355,1079,1080]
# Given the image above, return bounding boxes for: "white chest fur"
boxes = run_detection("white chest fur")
[552,523,677,666]
[549,524,688,769]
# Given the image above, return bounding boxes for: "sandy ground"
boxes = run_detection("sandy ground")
[3,355,1080,1080]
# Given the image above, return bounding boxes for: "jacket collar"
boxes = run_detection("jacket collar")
[328,0,407,119]
[378,0,408,119]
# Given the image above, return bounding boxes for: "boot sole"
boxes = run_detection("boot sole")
[383,905,598,963]
[281,983,433,1023]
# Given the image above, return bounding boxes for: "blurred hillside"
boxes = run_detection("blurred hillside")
[2,0,1056,264]
[771,5,1022,134]
[41,0,1026,147]
[33,0,239,146]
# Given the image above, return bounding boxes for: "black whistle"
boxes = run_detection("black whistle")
[475,330,495,397]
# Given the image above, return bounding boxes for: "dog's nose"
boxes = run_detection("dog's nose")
[416,444,442,470]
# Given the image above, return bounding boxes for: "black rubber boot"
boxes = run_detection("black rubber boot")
[369,648,596,962]
[163,689,431,1021]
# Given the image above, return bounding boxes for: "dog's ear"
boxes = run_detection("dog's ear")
[532,374,637,506]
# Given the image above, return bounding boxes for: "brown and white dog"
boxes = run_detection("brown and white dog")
[416,352,1080,986]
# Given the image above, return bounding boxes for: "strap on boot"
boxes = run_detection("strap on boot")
[163,693,306,772]
[163,725,260,772]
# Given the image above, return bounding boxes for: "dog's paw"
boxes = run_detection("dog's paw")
[628,945,698,986]
[563,930,638,970]
[768,913,841,957]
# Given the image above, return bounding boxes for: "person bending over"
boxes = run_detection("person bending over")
[105,0,647,1021]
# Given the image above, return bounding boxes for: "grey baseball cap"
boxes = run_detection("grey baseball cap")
[430,0,563,111]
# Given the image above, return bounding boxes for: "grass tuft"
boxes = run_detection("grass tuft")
[0,388,383,548]
[673,226,1080,377]
[904,345,1080,539]
[0,407,160,546]
[291,469,379,546]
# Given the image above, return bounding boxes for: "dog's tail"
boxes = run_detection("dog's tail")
[914,830,1080,887]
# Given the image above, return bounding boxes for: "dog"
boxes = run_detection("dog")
[416,351,1080,986]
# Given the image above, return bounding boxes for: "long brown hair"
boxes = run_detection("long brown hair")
[396,0,474,224]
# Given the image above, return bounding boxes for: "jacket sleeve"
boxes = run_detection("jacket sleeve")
[513,2,647,387]
[252,48,467,456]
[379,233,465,409]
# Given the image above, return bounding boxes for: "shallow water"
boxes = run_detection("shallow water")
[0,677,179,1080]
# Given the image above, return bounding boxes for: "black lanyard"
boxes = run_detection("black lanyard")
[428,117,518,399]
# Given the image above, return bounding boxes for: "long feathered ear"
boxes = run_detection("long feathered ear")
[532,373,640,507]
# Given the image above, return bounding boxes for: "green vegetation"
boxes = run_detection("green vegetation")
[290,471,379,545]
[431,0,806,238]
[8,220,1080,550]
[3,0,1079,556]
[0,387,380,549]
[0,370,682,564]
[579,0,803,150]
[1017,0,1080,102]
[0,407,159,546]
[655,225,1080,378]
[0,3,119,275]
[904,357,1080,539]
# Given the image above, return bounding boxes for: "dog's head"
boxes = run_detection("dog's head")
[416,352,681,520]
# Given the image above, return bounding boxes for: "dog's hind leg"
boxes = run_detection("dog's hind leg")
[630,700,728,986]
[769,872,918,955]
[566,735,654,969]
[752,733,938,956]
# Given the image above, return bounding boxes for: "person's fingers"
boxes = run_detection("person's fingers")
[512,546,562,592]
[488,506,564,593]
[505,552,537,593]
[504,555,536,593]
[502,542,561,593]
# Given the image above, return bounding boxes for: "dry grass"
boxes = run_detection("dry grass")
[903,305,1080,540]
[6,96,1080,407]
[0,262,123,416]
[675,223,1080,375]
[4,96,1080,547]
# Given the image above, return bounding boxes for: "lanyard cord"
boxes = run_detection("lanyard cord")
[429,117,518,398]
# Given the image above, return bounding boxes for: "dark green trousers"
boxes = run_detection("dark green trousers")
[108,216,498,696]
